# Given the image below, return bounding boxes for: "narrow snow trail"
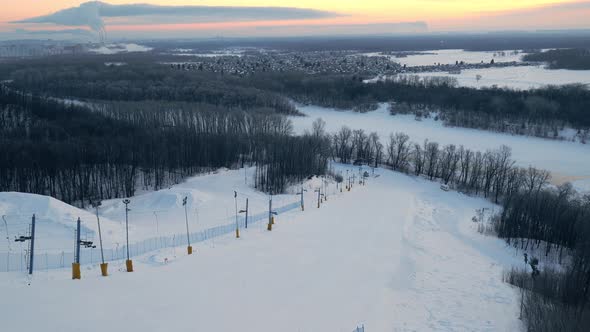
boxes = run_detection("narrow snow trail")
[0,168,522,331]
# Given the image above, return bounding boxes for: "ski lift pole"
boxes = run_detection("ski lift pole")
[297,185,307,211]
[2,215,9,272]
[301,187,305,210]
[234,191,240,238]
[267,194,273,231]
[245,198,248,229]
[239,199,248,229]
[315,188,321,208]
[28,214,35,275]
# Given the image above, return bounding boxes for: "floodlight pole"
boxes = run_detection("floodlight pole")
[153,211,159,236]
[92,203,105,265]
[123,199,133,272]
[183,197,193,254]
[123,200,130,260]
[92,202,108,276]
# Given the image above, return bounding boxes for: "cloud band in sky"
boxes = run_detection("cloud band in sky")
[12,1,339,38]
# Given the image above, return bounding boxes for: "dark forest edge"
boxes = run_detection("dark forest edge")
[524,48,590,70]
[249,72,590,135]
[0,86,327,203]
[4,59,588,142]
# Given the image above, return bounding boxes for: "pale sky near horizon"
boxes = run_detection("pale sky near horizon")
[2,0,590,38]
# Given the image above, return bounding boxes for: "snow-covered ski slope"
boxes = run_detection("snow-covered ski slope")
[0,168,302,270]
[0,166,523,331]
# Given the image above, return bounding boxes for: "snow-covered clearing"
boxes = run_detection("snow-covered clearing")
[389,49,524,66]
[168,47,247,57]
[88,43,153,54]
[414,65,590,90]
[290,104,590,182]
[0,166,523,331]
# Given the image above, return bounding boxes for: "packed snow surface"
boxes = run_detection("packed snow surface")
[290,104,590,181]
[0,166,523,331]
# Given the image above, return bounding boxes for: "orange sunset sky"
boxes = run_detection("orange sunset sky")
[1,0,590,38]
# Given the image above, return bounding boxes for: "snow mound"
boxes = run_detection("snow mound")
[0,192,95,228]
[0,192,122,252]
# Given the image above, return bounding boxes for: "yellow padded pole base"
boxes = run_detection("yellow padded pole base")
[267,223,272,231]
[236,229,240,238]
[271,216,275,225]
[187,246,193,255]
[72,262,81,280]
[100,263,108,277]
[126,259,134,272]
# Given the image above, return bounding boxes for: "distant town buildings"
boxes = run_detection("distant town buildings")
[0,41,86,58]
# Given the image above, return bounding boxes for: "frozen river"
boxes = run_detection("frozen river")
[415,65,590,90]
[290,104,590,184]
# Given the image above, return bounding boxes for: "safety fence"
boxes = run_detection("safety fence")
[1,200,301,272]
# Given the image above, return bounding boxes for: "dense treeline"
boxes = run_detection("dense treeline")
[146,31,590,52]
[327,123,590,331]
[524,48,590,70]
[247,72,590,129]
[330,125,548,203]
[0,87,327,205]
[4,59,299,115]
[4,60,590,131]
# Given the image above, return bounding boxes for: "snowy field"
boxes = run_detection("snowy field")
[414,65,590,90]
[388,49,524,66]
[0,166,523,331]
[169,47,247,57]
[88,43,153,54]
[290,104,590,182]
